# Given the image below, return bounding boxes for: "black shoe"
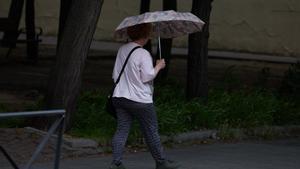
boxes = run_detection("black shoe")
[156,160,180,169]
[109,163,126,169]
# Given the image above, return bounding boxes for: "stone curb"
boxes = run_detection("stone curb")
[24,127,102,156]
[24,127,97,148]
[24,125,300,152]
[163,125,300,143]
[161,130,218,143]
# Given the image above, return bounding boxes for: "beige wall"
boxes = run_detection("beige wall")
[210,0,300,57]
[1,0,299,57]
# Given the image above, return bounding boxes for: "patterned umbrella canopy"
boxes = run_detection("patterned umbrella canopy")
[114,10,205,40]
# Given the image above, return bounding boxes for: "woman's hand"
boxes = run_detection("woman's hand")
[156,59,166,70]
[154,59,166,76]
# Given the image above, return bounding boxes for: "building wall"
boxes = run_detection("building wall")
[210,0,300,57]
[0,0,299,57]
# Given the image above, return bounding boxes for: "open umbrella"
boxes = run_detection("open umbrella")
[114,10,205,59]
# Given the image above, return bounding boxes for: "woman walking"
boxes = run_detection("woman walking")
[109,23,180,169]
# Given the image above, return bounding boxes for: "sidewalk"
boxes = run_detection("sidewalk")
[0,33,298,64]
[40,36,298,64]
[2,138,298,169]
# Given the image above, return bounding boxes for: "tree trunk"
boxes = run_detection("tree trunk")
[45,0,104,131]
[57,0,73,49]
[186,0,213,100]
[2,0,24,47]
[140,0,152,54]
[25,0,38,64]
[156,0,177,80]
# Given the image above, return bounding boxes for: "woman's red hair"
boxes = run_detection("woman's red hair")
[127,23,152,41]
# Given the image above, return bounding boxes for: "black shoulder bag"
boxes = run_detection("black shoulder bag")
[106,46,141,118]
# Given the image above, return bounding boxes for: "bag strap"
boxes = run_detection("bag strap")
[115,46,141,85]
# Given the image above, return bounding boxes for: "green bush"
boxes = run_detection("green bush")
[280,62,300,99]
[2,79,297,142]
[71,90,116,143]
[0,104,26,128]
[274,99,300,125]
[276,62,300,125]
[0,103,8,112]
[72,81,299,143]
[154,83,217,133]
[208,89,278,128]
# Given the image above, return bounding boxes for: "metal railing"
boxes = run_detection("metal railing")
[0,109,65,169]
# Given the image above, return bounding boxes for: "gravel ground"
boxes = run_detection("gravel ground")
[0,128,105,167]
[0,128,58,164]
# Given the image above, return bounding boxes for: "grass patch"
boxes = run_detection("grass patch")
[71,80,299,144]
[71,90,116,144]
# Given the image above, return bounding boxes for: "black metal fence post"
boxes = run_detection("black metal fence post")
[54,115,64,169]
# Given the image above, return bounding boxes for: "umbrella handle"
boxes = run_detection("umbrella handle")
[158,35,162,59]
[156,24,162,59]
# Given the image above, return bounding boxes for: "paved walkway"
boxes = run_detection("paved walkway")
[2,138,299,169]
[39,36,298,64]
[0,33,298,64]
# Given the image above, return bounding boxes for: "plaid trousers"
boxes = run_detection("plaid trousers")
[111,97,166,164]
